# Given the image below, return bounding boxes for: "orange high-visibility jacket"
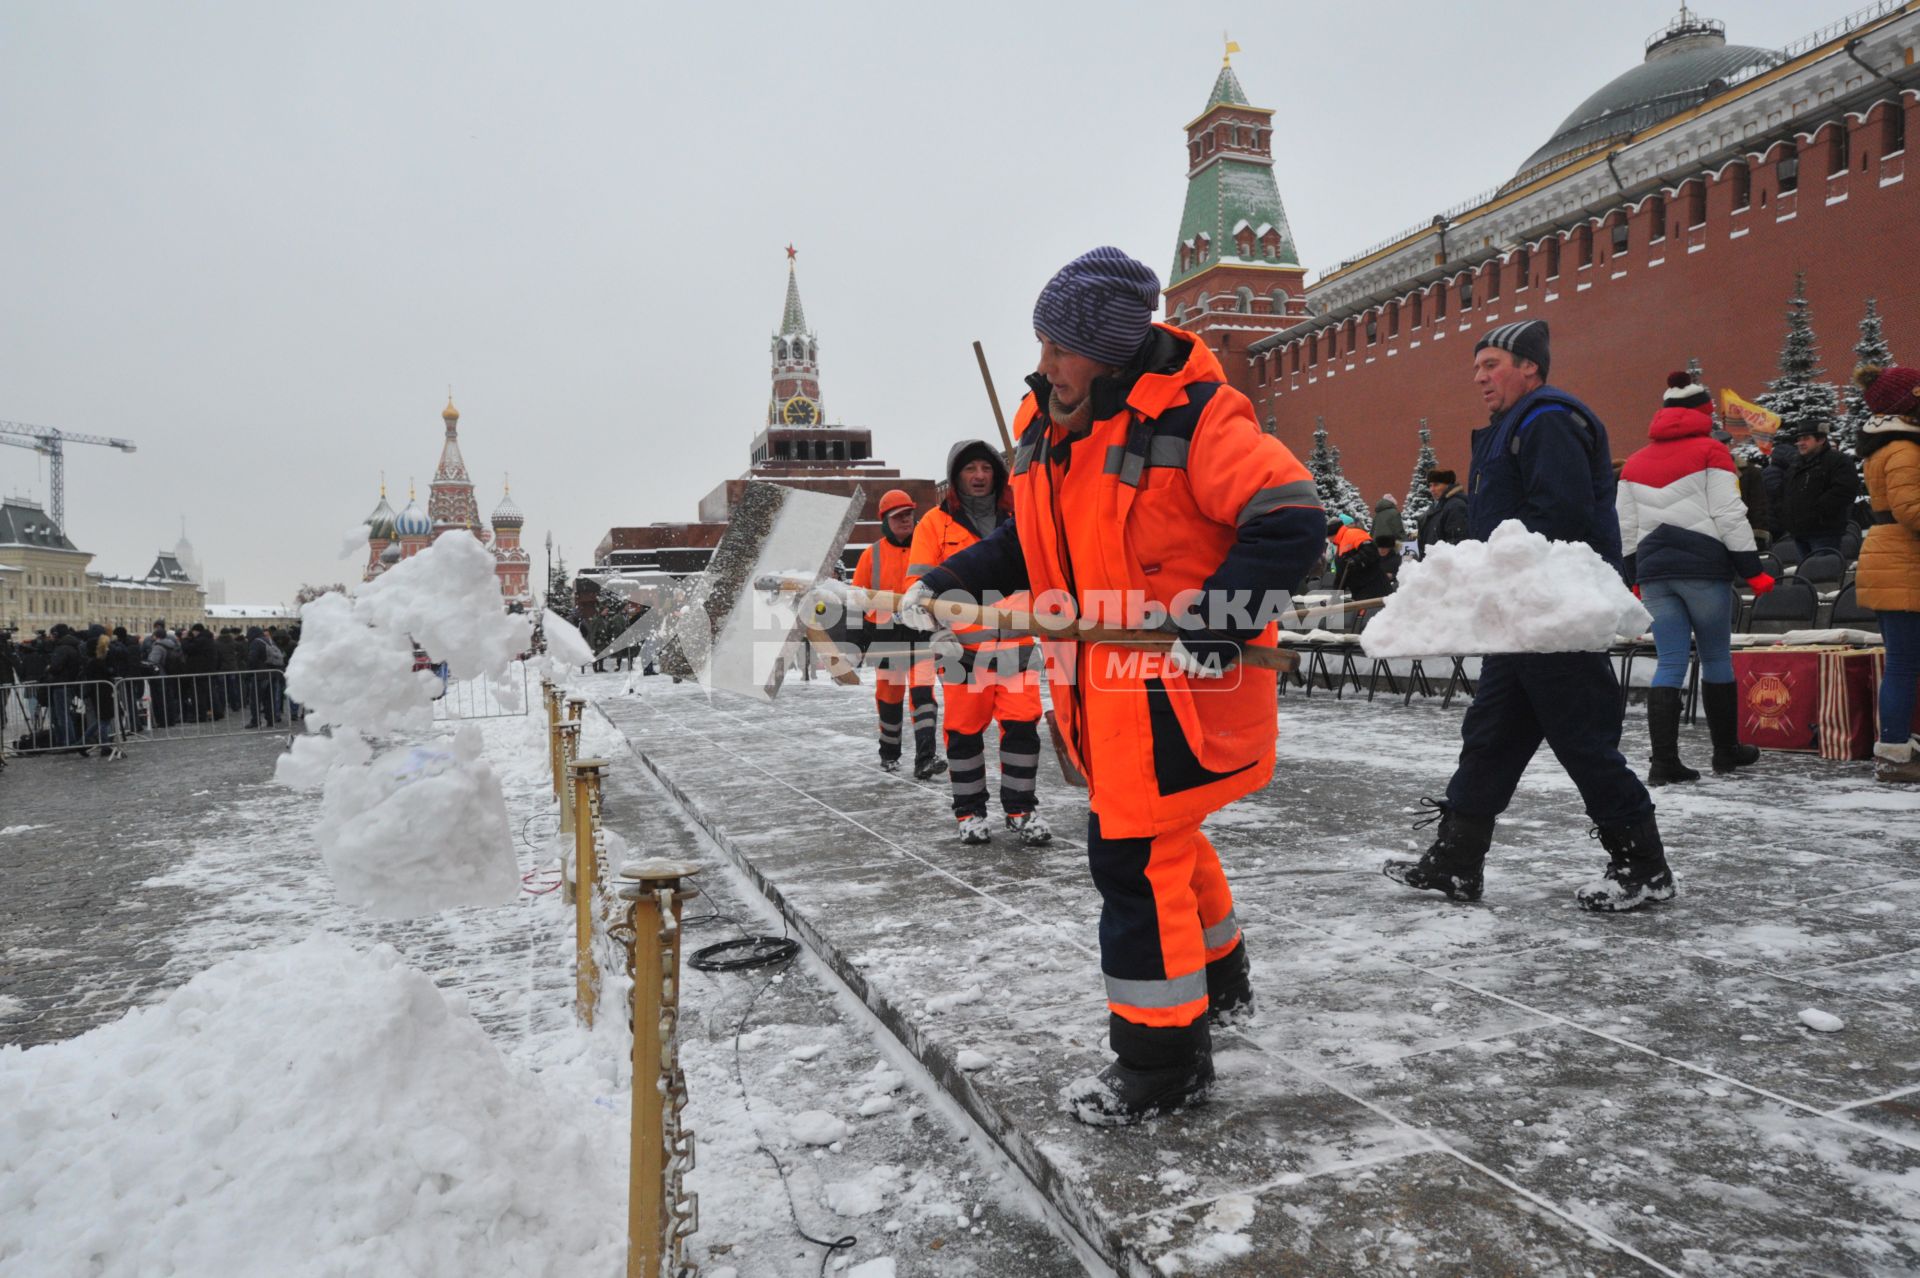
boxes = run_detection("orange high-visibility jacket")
[906,487,1032,657]
[1009,327,1321,835]
[1330,523,1370,557]
[852,536,912,624]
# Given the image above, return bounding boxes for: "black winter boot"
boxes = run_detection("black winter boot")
[1205,940,1253,1030]
[1574,815,1676,912]
[1382,801,1494,902]
[1702,682,1758,773]
[1646,687,1700,786]
[1063,1015,1214,1127]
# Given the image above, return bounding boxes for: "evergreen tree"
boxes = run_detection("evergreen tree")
[1403,421,1438,527]
[1306,417,1371,526]
[543,554,572,619]
[1757,272,1836,441]
[1837,296,1894,462]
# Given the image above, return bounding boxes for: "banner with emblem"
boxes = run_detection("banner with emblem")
[1719,389,1781,453]
[1735,646,1888,760]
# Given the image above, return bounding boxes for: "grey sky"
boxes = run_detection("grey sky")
[0,1,1831,602]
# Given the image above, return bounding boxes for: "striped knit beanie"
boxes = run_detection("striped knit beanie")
[1474,320,1551,379]
[1032,247,1161,368]
[1663,370,1711,409]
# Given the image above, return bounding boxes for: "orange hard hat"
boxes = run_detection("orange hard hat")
[878,489,915,516]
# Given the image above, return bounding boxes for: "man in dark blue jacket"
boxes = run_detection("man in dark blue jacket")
[1383,321,1670,913]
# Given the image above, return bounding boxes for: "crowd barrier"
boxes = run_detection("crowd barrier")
[431,661,531,721]
[2,672,292,755]
[543,679,700,1278]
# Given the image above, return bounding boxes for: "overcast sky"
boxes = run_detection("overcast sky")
[0,0,1833,603]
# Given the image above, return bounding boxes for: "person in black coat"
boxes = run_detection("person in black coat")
[1335,533,1396,603]
[42,626,85,748]
[1414,470,1470,558]
[1782,428,1861,555]
[244,626,283,728]
[183,623,222,721]
[1760,442,1795,542]
[1383,320,1667,915]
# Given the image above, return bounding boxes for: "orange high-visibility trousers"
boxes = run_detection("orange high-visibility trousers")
[1086,813,1242,1029]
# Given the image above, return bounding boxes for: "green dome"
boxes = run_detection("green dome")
[1516,13,1780,177]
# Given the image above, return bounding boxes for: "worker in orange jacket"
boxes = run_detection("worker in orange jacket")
[850,489,944,778]
[898,247,1324,1126]
[906,442,1051,846]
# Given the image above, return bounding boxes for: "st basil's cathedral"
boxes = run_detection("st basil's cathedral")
[359,397,532,608]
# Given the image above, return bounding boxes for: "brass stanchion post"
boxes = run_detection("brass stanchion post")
[544,681,563,802]
[568,757,609,1027]
[556,721,581,837]
[616,859,701,1278]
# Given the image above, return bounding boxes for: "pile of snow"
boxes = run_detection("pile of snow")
[542,608,596,675]
[0,934,624,1276]
[279,532,532,917]
[1799,1008,1846,1033]
[1362,521,1651,658]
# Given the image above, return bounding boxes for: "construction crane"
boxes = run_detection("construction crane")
[0,419,139,533]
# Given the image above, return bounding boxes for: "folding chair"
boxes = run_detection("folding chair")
[1827,582,1880,636]
[1771,536,1803,570]
[1746,577,1820,635]
[1795,548,1846,590]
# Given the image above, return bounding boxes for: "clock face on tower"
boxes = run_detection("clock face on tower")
[782,396,818,425]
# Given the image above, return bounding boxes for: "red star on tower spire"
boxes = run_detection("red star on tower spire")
[785,243,797,262]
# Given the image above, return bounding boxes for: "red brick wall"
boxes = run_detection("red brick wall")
[1243,95,1920,507]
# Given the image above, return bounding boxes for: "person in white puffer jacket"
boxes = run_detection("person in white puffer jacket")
[1617,372,1777,785]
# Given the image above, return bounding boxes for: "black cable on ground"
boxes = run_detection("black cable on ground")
[688,935,800,972]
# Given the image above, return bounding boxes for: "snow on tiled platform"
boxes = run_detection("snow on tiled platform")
[593,669,1920,1277]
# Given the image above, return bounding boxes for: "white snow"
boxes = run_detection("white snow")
[1361,520,1651,658]
[542,608,595,670]
[824,1164,904,1216]
[0,825,44,837]
[789,1109,850,1146]
[1799,1008,1846,1033]
[313,726,520,918]
[0,933,624,1277]
[845,1259,897,1278]
[955,1050,992,1072]
[280,533,529,918]
[925,984,982,1013]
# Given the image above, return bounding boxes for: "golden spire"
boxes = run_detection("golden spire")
[409,478,417,500]
[502,472,510,496]
[1222,32,1240,65]
[379,469,386,498]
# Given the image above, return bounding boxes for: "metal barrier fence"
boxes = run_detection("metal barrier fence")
[430,660,531,721]
[121,670,295,743]
[3,680,123,756]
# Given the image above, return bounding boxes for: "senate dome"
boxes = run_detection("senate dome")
[1515,7,1782,178]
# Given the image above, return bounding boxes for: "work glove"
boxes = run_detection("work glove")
[1630,585,1641,599]
[1166,637,1236,679]
[895,580,938,632]
[1746,573,1777,596]
[927,629,967,682]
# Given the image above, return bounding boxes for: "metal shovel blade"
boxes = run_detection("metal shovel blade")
[656,482,861,700]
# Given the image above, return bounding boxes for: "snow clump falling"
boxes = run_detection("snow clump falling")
[541,608,595,676]
[1361,520,1651,658]
[278,531,532,917]
[0,934,625,1277]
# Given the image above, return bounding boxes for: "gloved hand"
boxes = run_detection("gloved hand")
[895,580,938,632]
[928,629,967,680]
[1746,572,1776,596]
[1166,635,1238,679]
[1630,585,1641,600]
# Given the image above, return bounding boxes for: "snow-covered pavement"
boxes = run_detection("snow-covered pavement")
[596,666,1920,1277]
[0,705,1084,1277]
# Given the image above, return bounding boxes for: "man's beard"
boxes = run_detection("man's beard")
[1049,388,1094,435]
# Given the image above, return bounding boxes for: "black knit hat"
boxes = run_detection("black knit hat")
[1427,468,1456,486]
[1474,320,1550,379]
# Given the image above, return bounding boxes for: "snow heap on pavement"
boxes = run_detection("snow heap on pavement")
[0,934,625,1277]
[1362,520,1651,659]
[277,532,532,918]
[540,608,595,683]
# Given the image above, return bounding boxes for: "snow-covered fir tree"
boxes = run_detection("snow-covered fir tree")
[1306,417,1371,526]
[1757,272,1835,440]
[1403,421,1438,527]
[1837,297,1894,464]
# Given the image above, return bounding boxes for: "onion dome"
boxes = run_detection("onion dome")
[366,486,397,542]
[491,481,523,529]
[443,395,460,424]
[393,489,432,538]
[379,541,402,565]
[1515,8,1780,177]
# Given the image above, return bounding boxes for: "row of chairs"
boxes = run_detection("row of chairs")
[1742,578,1876,634]
[1760,547,1849,589]
[1768,528,1863,570]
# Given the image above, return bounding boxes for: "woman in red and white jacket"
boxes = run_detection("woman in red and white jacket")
[1617,373,1775,785]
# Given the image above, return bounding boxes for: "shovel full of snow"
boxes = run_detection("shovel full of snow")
[653,482,864,700]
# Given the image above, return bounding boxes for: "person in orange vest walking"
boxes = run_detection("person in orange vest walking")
[897,247,1324,1125]
[906,442,1051,846]
[851,489,945,779]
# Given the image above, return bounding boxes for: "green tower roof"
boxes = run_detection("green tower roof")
[1207,64,1249,108]
[1169,158,1300,286]
[779,261,809,336]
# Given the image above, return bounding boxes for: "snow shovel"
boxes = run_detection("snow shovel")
[656,482,864,701]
